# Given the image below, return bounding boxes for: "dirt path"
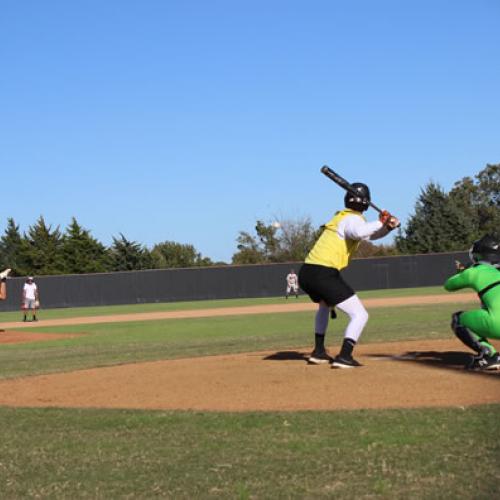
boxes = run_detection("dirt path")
[0,292,497,412]
[0,331,80,344]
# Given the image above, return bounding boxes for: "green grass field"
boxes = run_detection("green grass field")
[0,285,446,323]
[0,287,498,498]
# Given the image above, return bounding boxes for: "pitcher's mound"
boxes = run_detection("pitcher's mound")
[0,339,498,411]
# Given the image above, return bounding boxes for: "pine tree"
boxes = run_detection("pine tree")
[396,182,474,253]
[62,218,110,274]
[397,164,500,254]
[0,218,30,275]
[108,233,153,271]
[24,216,65,275]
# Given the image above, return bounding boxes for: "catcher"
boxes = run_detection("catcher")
[445,234,500,371]
[0,268,11,300]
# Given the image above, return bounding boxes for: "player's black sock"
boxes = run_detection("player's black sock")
[314,333,325,352]
[339,338,356,358]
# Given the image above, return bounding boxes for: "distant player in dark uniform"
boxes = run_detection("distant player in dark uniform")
[445,234,500,371]
[299,183,399,368]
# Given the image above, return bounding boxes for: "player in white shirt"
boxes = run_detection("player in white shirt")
[285,269,299,299]
[0,268,11,300]
[22,276,40,321]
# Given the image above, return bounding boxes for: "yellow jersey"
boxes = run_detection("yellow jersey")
[305,209,365,270]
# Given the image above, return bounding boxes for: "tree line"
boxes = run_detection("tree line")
[396,164,499,253]
[0,217,215,276]
[0,164,498,276]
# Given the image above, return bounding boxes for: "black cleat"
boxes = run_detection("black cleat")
[331,355,362,369]
[466,353,500,371]
[308,350,333,365]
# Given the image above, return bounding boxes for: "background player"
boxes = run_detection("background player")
[0,268,11,300]
[285,269,299,299]
[22,276,40,321]
[299,182,399,368]
[445,234,500,370]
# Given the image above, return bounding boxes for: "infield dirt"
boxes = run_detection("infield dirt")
[0,293,498,412]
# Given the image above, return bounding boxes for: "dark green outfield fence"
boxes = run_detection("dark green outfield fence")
[0,252,467,311]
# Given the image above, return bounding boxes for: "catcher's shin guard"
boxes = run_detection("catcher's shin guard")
[451,312,491,355]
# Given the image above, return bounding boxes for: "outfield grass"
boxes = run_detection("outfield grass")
[0,285,447,323]
[0,405,498,498]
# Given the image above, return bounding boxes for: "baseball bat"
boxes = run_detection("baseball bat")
[320,165,383,213]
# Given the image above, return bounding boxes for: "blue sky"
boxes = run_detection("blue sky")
[1,0,499,263]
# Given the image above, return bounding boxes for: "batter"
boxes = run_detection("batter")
[299,182,399,368]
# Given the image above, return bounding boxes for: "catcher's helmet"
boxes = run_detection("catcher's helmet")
[344,183,371,212]
[469,234,500,266]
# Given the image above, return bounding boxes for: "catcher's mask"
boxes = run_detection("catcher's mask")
[469,234,500,267]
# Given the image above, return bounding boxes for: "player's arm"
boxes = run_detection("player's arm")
[342,215,390,241]
[444,267,473,292]
[368,224,391,241]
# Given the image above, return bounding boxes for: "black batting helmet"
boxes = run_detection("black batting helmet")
[344,183,371,212]
[469,234,500,266]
